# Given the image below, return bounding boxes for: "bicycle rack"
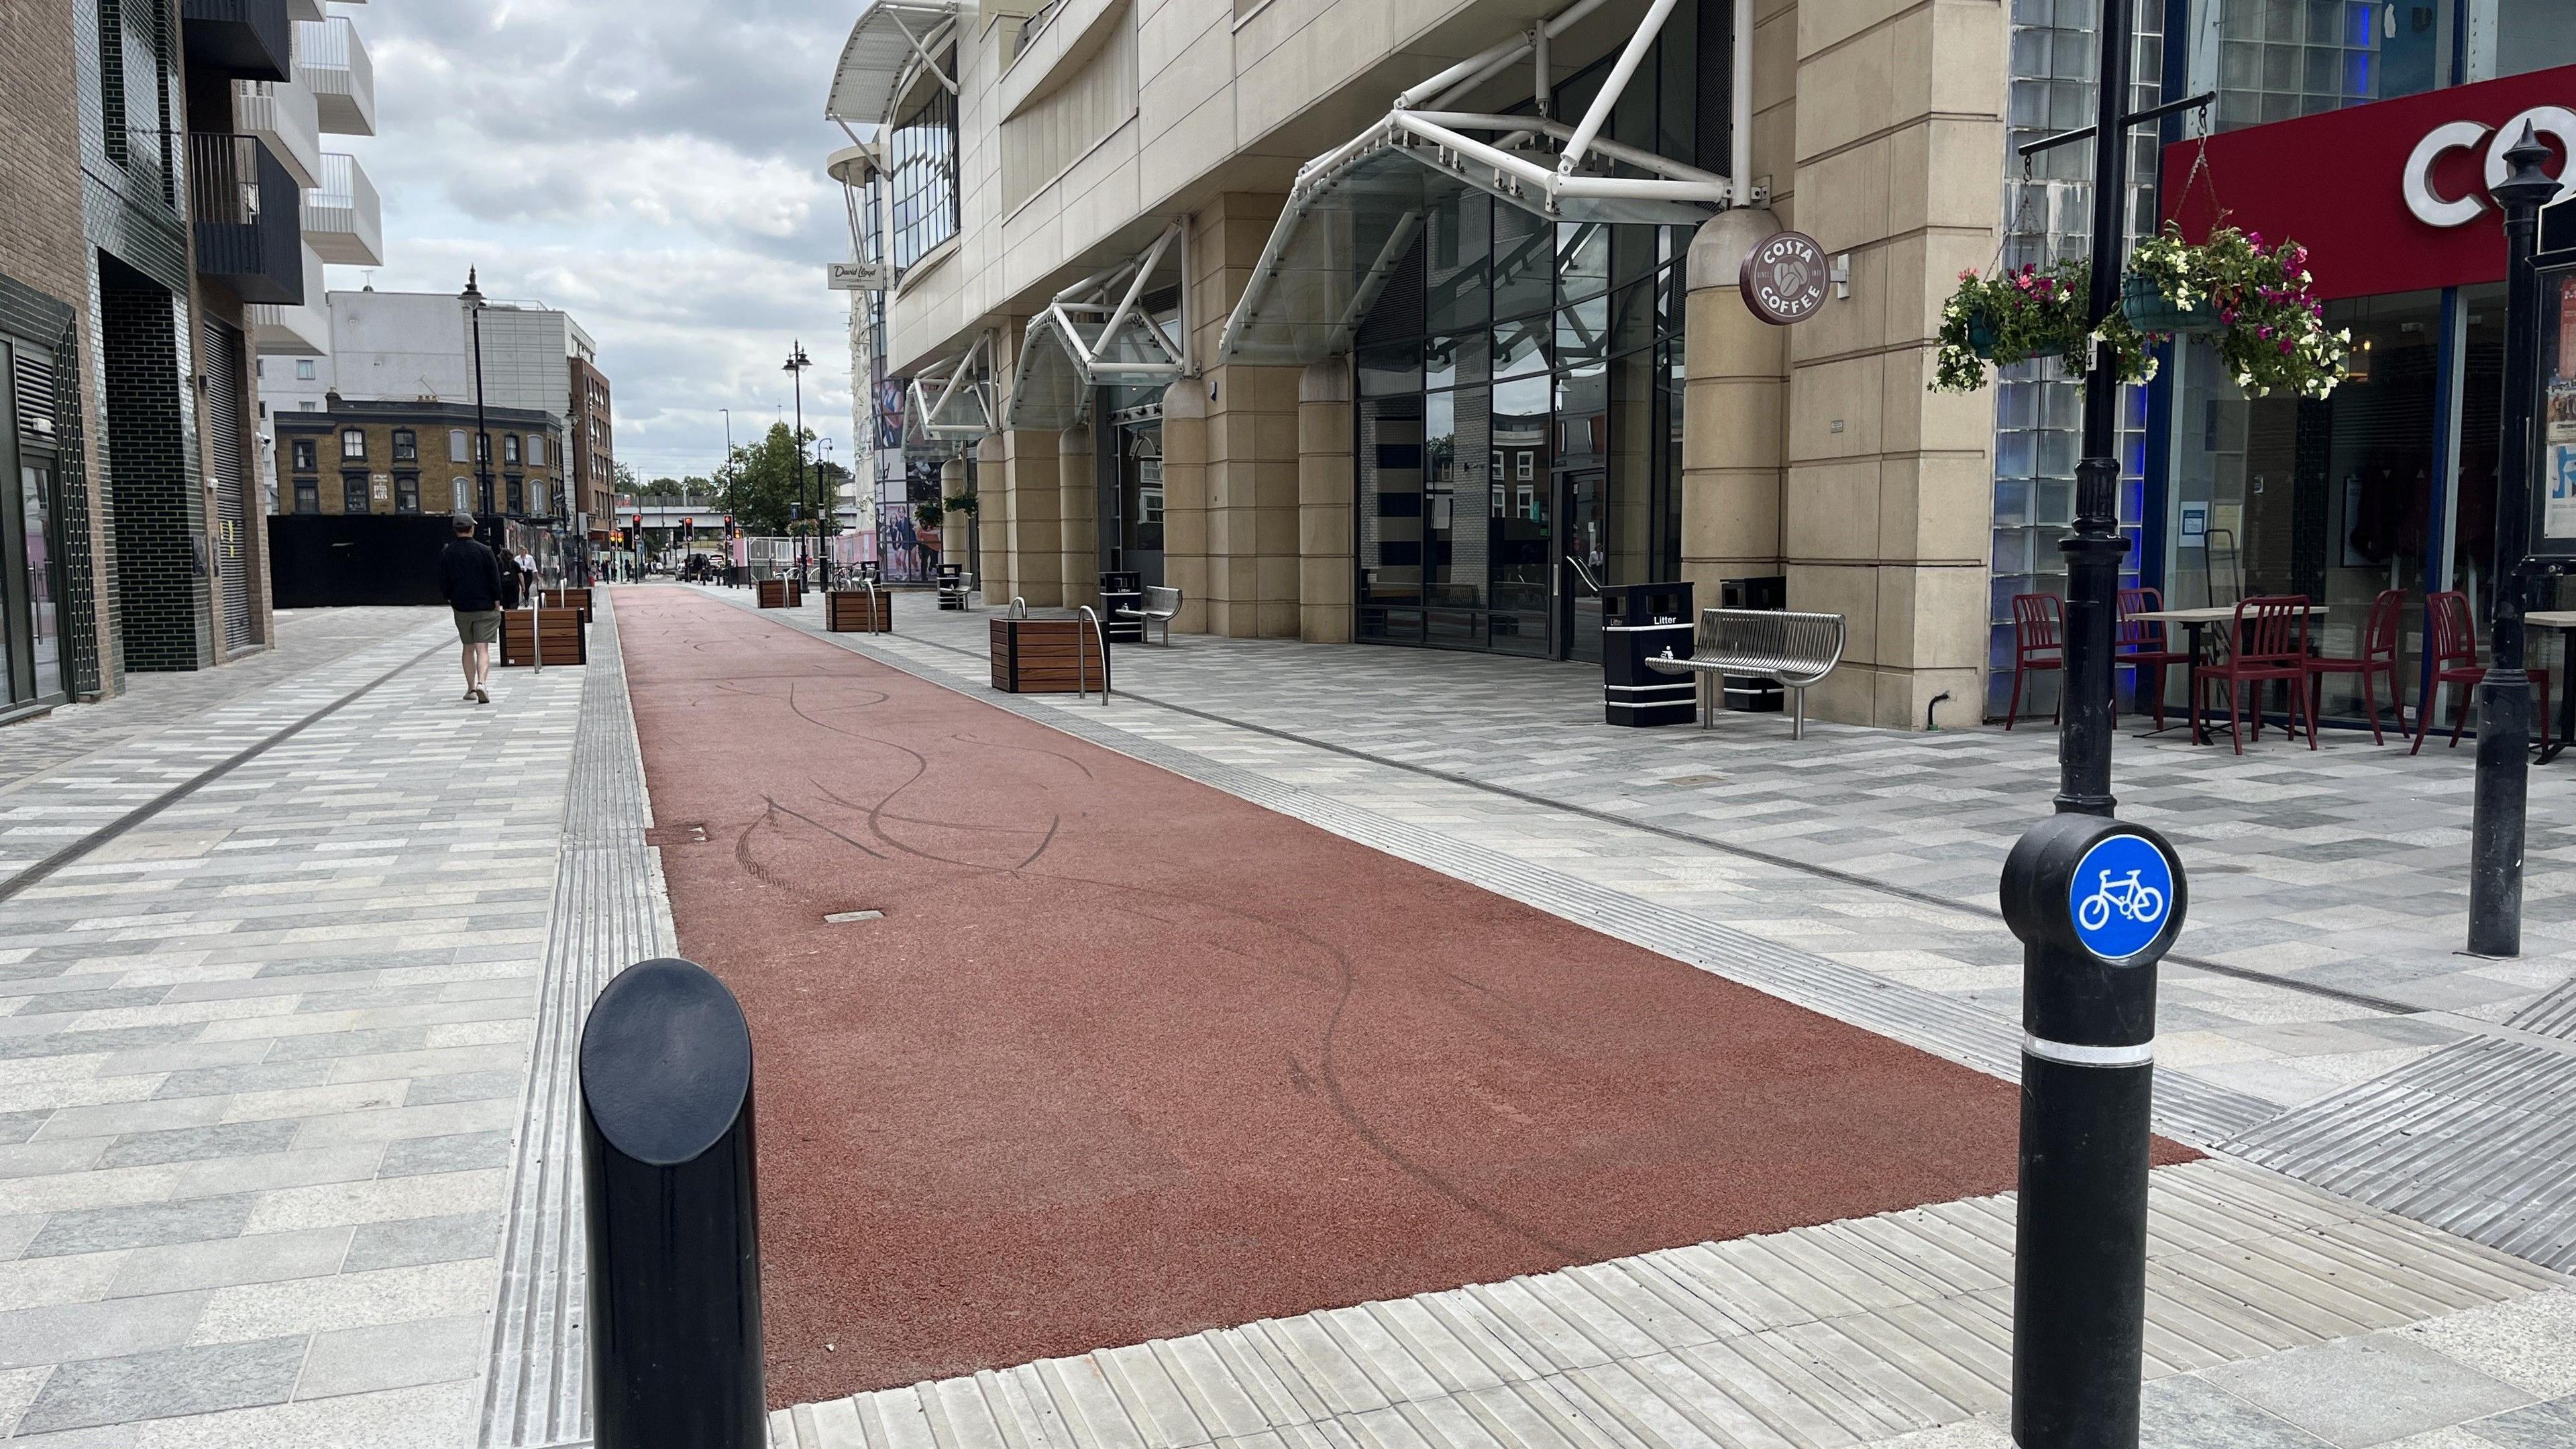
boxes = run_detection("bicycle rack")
[1008,596,1028,619]
[1076,606,1110,706]
[861,575,885,631]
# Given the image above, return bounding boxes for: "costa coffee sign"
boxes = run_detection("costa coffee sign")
[2162,64,2576,301]
[1740,231,1830,325]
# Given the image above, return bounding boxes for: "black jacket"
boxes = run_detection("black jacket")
[439,537,504,612]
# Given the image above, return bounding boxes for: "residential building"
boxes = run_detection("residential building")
[823,0,2576,729]
[570,354,615,528]
[275,397,568,521]
[259,288,606,525]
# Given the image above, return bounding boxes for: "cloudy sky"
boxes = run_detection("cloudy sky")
[334,0,857,482]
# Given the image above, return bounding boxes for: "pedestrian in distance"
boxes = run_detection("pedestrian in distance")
[439,513,503,704]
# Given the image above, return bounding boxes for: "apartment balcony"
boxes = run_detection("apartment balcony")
[182,0,291,82]
[248,244,328,356]
[232,78,319,188]
[303,152,381,266]
[190,133,303,305]
[297,17,374,136]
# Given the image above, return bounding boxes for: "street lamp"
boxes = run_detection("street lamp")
[784,341,814,583]
[460,269,493,519]
[2469,121,2561,959]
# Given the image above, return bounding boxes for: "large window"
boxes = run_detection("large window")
[391,429,416,462]
[1354,193,1686,661]
[341,470,368,513]
[888,81,960,272]
[449,428,468,462]
[340,428,366,460]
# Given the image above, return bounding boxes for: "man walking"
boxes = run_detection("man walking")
[440,513,504,704]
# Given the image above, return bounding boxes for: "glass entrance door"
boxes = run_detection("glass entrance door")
[1559,469,1606,663]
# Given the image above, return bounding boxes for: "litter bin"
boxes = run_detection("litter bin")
[1098,570,1143,643]
[1601,581,1697,727]
[1720,575,1787,713]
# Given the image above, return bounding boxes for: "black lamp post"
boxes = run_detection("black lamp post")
[784,342,813,584]
[460,269,493,519]
[2469,122,2560,959]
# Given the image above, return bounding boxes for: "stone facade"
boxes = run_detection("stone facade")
[276,403,565,519]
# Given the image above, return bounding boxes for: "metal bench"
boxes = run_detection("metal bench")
[1115,584,1183,645]
[1645,606,1847,739]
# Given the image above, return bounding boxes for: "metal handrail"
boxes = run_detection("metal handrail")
[1076,606,1109,706]
[860,574,885,631]
[1008,595,1028,619]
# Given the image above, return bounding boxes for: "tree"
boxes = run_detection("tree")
[714,421,814,535]
[612,460,641,501]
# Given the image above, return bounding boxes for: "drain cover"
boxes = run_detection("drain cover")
[824,910,885,924]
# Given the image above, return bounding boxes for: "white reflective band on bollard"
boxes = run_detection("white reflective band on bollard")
[2023,1034,2154,1068]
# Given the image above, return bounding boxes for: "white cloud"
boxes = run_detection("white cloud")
[327,0,860,478]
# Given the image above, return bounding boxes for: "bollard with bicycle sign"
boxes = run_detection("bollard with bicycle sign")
[1999,813,2188,1449]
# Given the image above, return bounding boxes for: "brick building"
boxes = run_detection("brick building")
[569,354,614,527]
[276,398,566,521]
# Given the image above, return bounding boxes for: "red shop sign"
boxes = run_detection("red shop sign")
[2161,64,2576,302]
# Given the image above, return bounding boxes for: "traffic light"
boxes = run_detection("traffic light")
[680,517,694,533]
[633,513,644,531]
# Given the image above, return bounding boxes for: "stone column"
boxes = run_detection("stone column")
[1297,359,1354,643]
[1058,425,1098,610]
[1001,426,1063,607]
[1187,196,1303,637]
[1158,380,1210,633]
[1780,0,2001,729]
[938,455,973,591]
[1680,211,1789,606]
[973,435,1011,604]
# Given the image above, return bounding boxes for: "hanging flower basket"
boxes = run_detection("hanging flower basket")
[1931,261,2150,394]
[2120,272,2224,336]
[2125,223,2352,399]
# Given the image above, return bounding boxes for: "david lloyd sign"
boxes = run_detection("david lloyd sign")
[1741,231,1829,325]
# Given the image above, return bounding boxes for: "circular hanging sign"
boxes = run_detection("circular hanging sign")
[1740,231,1830,325]
[2065,833,2176,962]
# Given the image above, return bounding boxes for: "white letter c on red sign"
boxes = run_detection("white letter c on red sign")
[2485,106,2576,211]
[2406,119,2491,227]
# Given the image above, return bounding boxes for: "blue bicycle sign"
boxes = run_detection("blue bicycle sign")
[2066,834,2175,960]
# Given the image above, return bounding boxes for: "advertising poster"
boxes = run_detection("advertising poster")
[2548,273,2576,545]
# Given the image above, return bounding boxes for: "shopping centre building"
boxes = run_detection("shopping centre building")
[823,0,2576,728]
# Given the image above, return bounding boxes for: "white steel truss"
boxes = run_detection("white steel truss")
[1218,0,1754,366]
[908,331,997,443]
[1004,223,1188,431]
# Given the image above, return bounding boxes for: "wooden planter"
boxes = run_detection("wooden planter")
[757,578,804,609]
[537,587,593,623]
[826,590,891,633]
[989,615,1108,694]
[500,608,586,667]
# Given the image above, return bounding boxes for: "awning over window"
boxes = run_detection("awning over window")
[1219,113,1727,367]
[908,332,996,443]
[1003,223,1187,432]
[824,1,958,127]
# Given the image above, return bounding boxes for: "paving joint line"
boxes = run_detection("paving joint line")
[0,633,451,906]
[814,612,2412,1017]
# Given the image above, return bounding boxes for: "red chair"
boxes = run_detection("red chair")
[2412,589,2551,755]
[2117,586,2190,730]
[2195,595,2317,755]
[2006,593,2063,730]
[2307,588,2406,746]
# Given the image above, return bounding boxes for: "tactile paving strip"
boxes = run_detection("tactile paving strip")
[767,1159,2565,1449]
[478,596,679,1449]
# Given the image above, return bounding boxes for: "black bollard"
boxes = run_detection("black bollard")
[1999,814,2187,1449]
[580,957,766,1449]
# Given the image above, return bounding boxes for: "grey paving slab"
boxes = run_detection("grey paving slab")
[0,608,589,1445]
[15,1336,308,1435]
[2206,1336,2532,1447]
[294,1313,484,1401]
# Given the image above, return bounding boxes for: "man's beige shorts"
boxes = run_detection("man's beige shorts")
[454,610,502,645]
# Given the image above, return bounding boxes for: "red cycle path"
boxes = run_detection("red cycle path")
[615,588,2189,1408]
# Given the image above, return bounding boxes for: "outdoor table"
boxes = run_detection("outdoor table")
[2524,610,2576,761]
[2128,604,2326,746]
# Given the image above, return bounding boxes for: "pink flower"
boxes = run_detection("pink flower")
[2278,339,2294,355]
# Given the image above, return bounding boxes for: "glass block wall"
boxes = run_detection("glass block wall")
[1986,0,2165,721]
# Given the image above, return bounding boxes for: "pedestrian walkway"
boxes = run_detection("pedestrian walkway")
[745,589,2576,1279]
[0,588,2567,1447]
[0,607,585,1445]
